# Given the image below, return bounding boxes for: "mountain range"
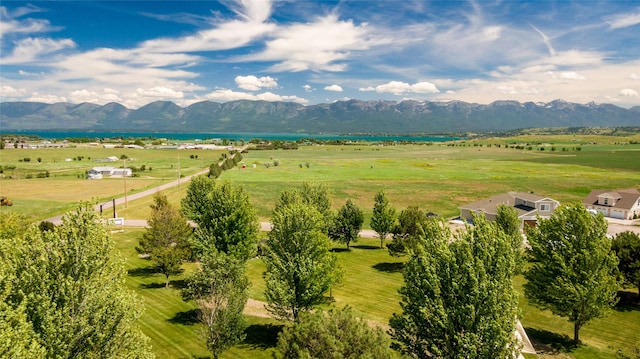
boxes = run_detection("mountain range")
[1,99,639,134]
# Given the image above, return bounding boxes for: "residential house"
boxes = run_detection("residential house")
[583,189,640,220]
[459,192,560,229]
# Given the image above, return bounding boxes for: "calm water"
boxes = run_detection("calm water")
[9,130,459,143]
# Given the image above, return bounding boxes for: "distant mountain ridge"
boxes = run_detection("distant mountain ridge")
[1,99,639,134]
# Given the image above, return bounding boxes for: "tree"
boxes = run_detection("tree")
[387,206,426,257]
[371,190,396,248]
[328,199,364,249]
[495,204,524,273]
[524,204,619,345]
[139,192,192,287]
[275,182,334,234]
[263,200,341,321]
[182,178,259,261]
[389,215,520,359]
[0,204,153,358]
[612,231,640,294]
[276,306,393,359]
[182,252,249,359]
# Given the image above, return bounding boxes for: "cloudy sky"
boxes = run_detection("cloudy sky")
[1,0,639,109]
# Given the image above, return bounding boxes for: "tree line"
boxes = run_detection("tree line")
[2,176,639,358]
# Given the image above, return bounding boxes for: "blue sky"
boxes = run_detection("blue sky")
[1,0,639,109]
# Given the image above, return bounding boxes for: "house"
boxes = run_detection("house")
[459,192,560,229]
[87,166,132,179]
[583,189,640,220]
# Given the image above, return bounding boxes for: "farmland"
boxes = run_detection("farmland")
[1,133,640,358]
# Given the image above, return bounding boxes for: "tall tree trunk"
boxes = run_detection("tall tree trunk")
[165,274,170,288]
[573,322,581,346]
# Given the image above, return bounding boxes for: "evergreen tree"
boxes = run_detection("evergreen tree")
[263,200,341,321]
[0,204,153,358]
[524,204,619,345]
[389,215,520,359]
[276,306,393,359]
[139,192,192,287]
[329,199,364,249]
[371,190,396,248]
[182,252,249,359]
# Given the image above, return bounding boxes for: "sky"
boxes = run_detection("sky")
[1,0,639,109]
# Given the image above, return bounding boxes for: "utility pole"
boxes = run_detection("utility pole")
[178,154,181,188]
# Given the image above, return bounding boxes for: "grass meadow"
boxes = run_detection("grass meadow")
[2,134,640,358]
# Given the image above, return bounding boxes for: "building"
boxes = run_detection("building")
[87,166,132,179]
[459,192,560,229]
[583,189,640,220]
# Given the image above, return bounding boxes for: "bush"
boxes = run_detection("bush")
[23,157,31,162]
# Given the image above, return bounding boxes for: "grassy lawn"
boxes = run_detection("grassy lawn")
[112,228,640,359]
[4,136,640,358]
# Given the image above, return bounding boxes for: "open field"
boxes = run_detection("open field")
[3,135,640,358]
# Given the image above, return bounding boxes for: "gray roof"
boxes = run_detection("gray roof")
[459,191,554,217]
[583,188,640,210]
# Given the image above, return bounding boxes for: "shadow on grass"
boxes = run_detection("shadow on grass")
[615,290,640,312]
[127,266,159,277]
[330,248,350,253]
[524,327,575,354]
[351,244,381,250]
[140,281,168,289]
[243,323,284,349]
[168,309,199,326]
[373,262,404,273]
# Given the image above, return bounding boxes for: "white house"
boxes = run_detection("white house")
[583,189,640,220]
[87,166,132,179]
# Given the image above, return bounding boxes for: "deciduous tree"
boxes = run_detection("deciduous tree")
[275,182,334,234]
[329,199,364,249]
[0,204,153,358]
[182,178,259,261]
[139,192,192,287]
[496,204,525,273]
[276,306,393,359]
[371,190,396,248]
[182,252,249,359]
[524,204,619,345]
[387,206,426,257]
[612,230,640,294]
[263,200,341,321]
[389,215,520,359]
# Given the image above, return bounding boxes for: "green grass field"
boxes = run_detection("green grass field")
[3,135,640,358]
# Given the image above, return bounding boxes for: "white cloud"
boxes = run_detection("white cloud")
[631,73,640,80]
[0,84,26,97]
[302,84,313,92]
[139,0,276,53]
[201,89,307,104]
[373,81,439,95]
[497,86,517,95]
[560,71,586,80]
[0,5,55,39]
[240,14,388,72]
[235,75,278,91]
[324,84,343,92]
[27,92,67,103]
[606,11,640,29]
[134,86,184,99]
[358,86,375,92]
[1,37,75,64]
[619,89,638,97]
